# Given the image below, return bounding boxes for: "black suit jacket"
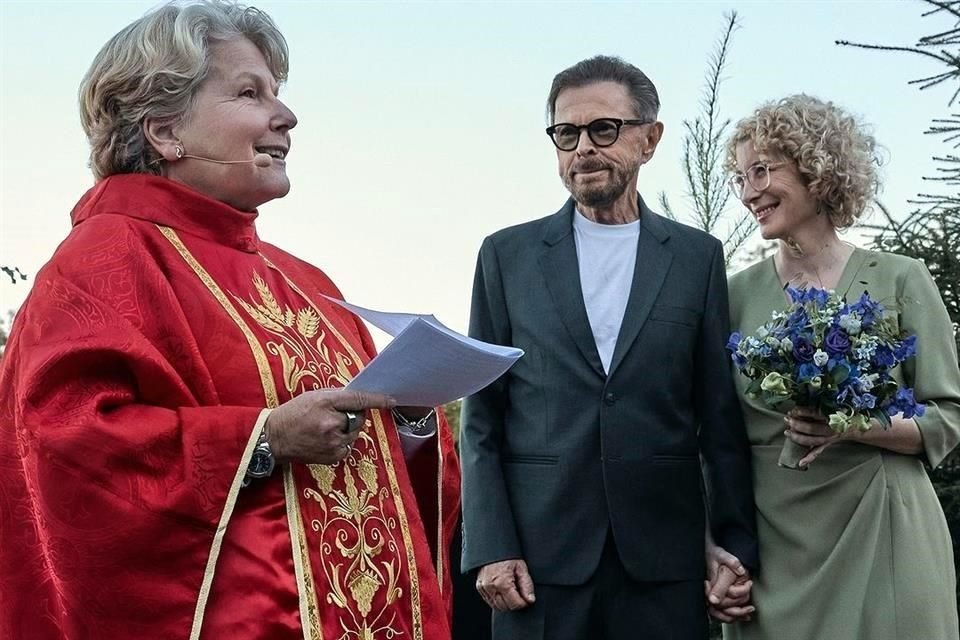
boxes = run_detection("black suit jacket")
[460,196,758,585]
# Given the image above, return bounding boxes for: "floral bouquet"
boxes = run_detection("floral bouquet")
[727,287,924,469]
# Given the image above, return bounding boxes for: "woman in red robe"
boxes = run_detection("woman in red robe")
[0,2,460,639]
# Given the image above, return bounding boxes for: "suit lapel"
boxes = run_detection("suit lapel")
[538,200,606,377]
[607,198,673,377]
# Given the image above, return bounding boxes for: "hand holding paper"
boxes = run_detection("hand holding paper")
[326,297,524,407]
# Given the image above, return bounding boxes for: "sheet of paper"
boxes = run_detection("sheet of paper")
[325,296,524,406]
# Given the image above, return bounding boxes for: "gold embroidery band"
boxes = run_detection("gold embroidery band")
[156,226,285,640]
[157,226,279,409]
[261,256,426,640]
[188,409,271,640]
[285,466,323,640]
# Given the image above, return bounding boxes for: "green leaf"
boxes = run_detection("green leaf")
[829,363,851,386]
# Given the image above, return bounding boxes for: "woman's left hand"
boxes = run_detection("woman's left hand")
[783,407,855,467]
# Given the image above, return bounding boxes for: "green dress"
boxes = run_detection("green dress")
[724,248,960,640]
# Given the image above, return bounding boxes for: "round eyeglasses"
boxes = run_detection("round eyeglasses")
[728,161,787,198]
[545,117,651,151]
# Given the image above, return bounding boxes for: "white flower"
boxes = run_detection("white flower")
[813,350,829,367]
[765,336,781,349]
[780,338,794,353]
[855,344,876,361]
[757,326,770,339]
[839,313,862,335]
[859,373,878,392]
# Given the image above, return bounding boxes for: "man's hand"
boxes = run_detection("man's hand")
[705,543,755,623]
[265,389,395,465]
[475,559,536,611]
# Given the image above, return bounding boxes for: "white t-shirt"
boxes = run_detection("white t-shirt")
[572,209,640,374]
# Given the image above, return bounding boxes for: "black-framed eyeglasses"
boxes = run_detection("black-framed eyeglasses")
[728,161,787,198]
[545,117,651,151]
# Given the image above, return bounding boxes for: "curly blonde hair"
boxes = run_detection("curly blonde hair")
[79,0,288,180]
[724,95,880,229]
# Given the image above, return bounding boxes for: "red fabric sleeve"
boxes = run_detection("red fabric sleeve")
[0,261,264,639]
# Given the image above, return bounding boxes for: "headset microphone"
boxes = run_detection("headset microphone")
[252,153,273,168]
[180,152,274,168]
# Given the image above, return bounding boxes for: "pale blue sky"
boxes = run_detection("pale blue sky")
[0,0,948,335]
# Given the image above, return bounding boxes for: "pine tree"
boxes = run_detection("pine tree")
[660,11,753,266]
[840,0,960,610]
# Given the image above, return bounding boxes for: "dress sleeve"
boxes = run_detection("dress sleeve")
[899,258,960,468]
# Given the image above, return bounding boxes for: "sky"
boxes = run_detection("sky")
[0,0,951,338]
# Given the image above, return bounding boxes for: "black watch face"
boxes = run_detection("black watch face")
[249,451,273,476]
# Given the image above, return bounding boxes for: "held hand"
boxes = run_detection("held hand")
[783,407,861,468]
[475,559,536,611]
[705,544,755,623]
[265,389,396,465]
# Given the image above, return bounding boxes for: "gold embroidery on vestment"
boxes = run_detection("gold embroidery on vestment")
[232,273,354,394]
[286,466,324,640]
[158,227,279,408]
[302,433,403,637]
[258,257,427,640]
[234,269,418,639]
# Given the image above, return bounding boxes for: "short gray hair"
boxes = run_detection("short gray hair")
[79,0,289,180]
[546,55,659,124]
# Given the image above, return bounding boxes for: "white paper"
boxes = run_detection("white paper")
[325,296,524,407]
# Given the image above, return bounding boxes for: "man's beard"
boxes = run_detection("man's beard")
[564,164,632,208]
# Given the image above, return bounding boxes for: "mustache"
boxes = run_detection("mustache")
[572,160,609,173]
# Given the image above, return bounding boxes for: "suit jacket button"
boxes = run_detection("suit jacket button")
[604,392,616,406]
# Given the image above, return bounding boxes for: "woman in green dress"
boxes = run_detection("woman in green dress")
[719,94,960,639]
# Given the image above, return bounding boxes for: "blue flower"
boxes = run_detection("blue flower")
[792,337,816,363]
[786,308,809,331]
[824,327,851,356]
[853,392,877,410]
[894,335,917,361]
[786,287,807,304]
[849,291,884,327]
[797,363,821,380]
[890,388,926,419]
[809,288,830,307]
[785,286,829,307]
[726,332,742,353]
[872,345,896,369]
[830,360,854,385]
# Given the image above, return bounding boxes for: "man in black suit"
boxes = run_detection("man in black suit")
[460,55,758,639]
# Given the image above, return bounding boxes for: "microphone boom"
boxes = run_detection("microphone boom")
[180,153,273,168]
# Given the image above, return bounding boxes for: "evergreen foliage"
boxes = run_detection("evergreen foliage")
[840,0,960,611]
[659,11,753,266]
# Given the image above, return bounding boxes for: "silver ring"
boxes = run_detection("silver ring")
[341,411,360,434]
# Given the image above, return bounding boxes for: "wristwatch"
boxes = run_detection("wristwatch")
[245,429,275,482]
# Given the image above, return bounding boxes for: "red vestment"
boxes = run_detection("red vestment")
[0,175,461,640]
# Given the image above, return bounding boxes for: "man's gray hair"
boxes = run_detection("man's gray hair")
[546,55,659,124]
